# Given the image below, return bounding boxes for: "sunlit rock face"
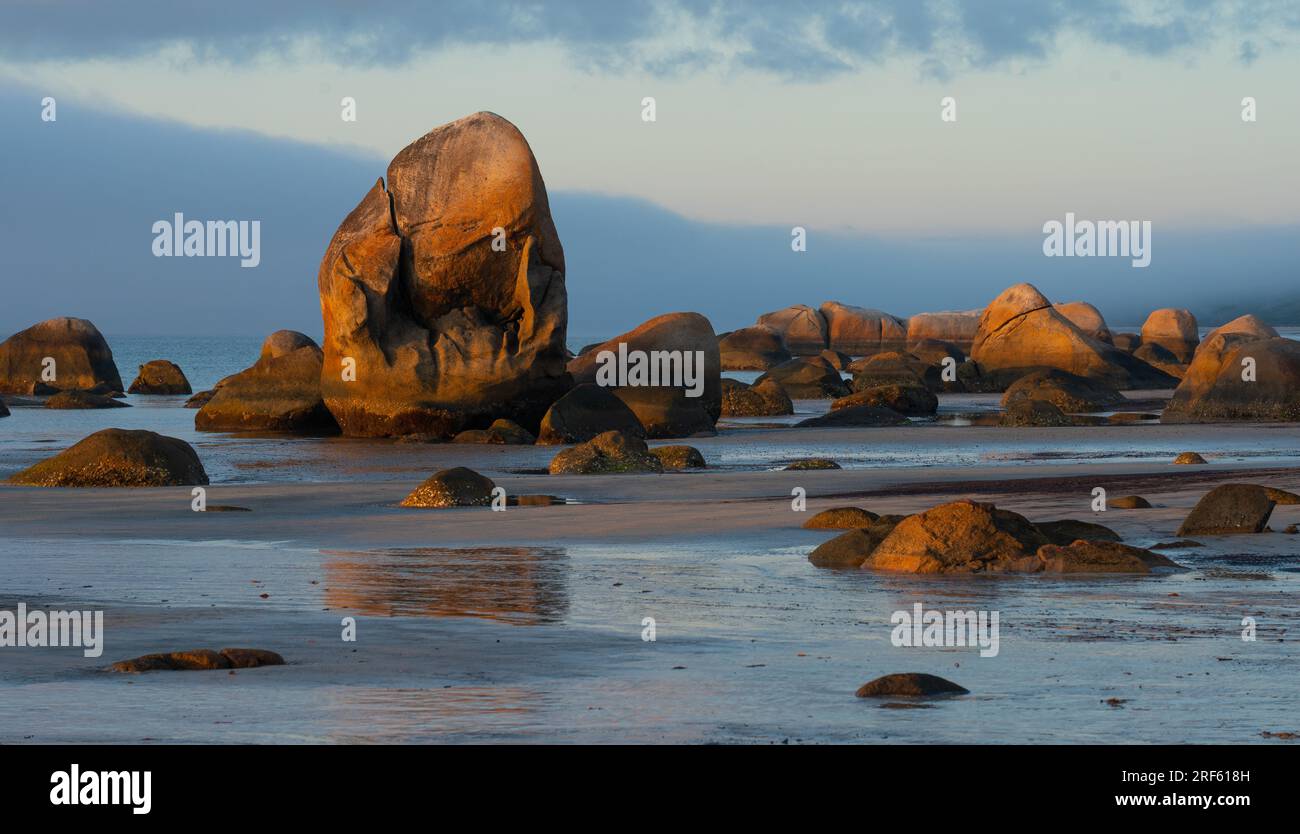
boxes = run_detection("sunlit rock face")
[318,112,570,438]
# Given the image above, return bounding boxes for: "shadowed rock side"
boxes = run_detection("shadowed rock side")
[906,310,981,353]
[720,378,793,416]
[111,648,284,672]
[718,325,791,370]
[1141,308,1199,363]
[1164,333,1300,423]
[318,112,570,438]
[548,430,663,474]
[196,331,338,433]
[1177,484,1275,535]
[0,399,8,417]
[1055,301,1112,343]
[566,312,721,438]
[971,283,1177,390]
[128,360,192,395]
[44,390,130,409]
[8,428,208,487]
[0,317,123,395]
[758,356,849,398]
[856,673,969,697]
[537,384,645,445]
[400,467,496,508]
[1001,369,1125,413]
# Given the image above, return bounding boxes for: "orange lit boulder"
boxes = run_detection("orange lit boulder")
[818,302,907,355]
[1055,301,1112,343]
[756,305,828,355]
[0,318,123,395]
[906,310,981,352]
[1140,308,1199,363]
[317,112,570,438]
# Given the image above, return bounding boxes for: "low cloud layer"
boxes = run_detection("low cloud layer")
[2,1,1296,79]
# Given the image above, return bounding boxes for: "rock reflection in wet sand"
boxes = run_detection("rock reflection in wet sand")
[321,546,568,625]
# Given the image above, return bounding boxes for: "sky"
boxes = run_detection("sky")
[1,1,1298,338]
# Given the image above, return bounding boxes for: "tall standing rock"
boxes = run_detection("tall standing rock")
[318,112,570,438]
[0,318,123,395]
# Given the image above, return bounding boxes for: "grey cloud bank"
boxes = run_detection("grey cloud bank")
[1,1,1296,79]
[2,87,1297,340]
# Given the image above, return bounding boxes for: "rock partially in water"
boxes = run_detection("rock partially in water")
[999,398,1074,427]
[1173,452,1207,465]
[863,500,1049,574]
[1035,519,1121,546]
[783,458,841,471]
[856,673,968,697]
[452,418,536,445]
[720,378,792,417]
[1037,540,1182,574]
[1265,487,1300,505]
[1001,368,1125,413]
[537,384,645,445]
[44,390,130,409]
[128,359,193,395]
[9,428,208,487]
[400,467,497,508]
[808,516,903,568]
[719,325,791,370]
[756,356,849,399]
[1177,484,1276,535]
[650,445,706,470]
[196,331,337,433]
[111,648,284,672]
[832,383,936,416]
[548,430,663,475]
[1110,495,1152,509]
[0,317,123,395]
[797,404,909,428]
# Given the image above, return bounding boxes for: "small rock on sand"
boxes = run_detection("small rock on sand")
[856,673,968,697]
[1173,452,1207,464]
[649,445,706,470]
[1110,495,1152,509]
[784,458,841,471]
[802,507,878,529]
[399,467,496,508]
[111,648,284,672]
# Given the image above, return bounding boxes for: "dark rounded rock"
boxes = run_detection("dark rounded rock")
[720,378,793,416]
[718,325,792,370]
[1177,484,1276,535]
[650,445,706,470]
[797,404,910,428]
[756,357,849,399]
[0,317,123,395]
[856,673,968,697]
[802,507,878,529]
[1035,519,1122,546]
[399,467,496,508]
[128,359,193,395]
[44,390,131,409]
[537,384,645,445]
[8,428,208,487]
[1001,368,1125,413]
[452,418,536,445]
[831,383,937,416]
[548,430,663,475]
[783,458,841,470]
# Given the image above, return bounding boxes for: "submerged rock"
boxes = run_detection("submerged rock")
[0,317,123,395]
[399,467,497,508]
[1177,484,1276,535]
[318,112,571,438]
[548,430,663,475]
[8,428,208,487]
[783,458,841,470]
[128,359,193,395]
[856,673,968,697]
[999,398,1074,427]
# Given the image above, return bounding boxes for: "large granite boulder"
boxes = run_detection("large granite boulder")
[818,302,907,355]
[0,318,123,395]
[8,428,208,487]
[718,325,791,370]
[318,112,570,438]
[195,332,337,433]
[1055,301,1112,343]
[756,305,828,355]
[567,312,721,437]
[537,383,645,445]
[970,283,1177,390]
[1140,308,1199,363]
[128,360,192,395]
[1163,335,1300,422]
[906,310,981,352]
